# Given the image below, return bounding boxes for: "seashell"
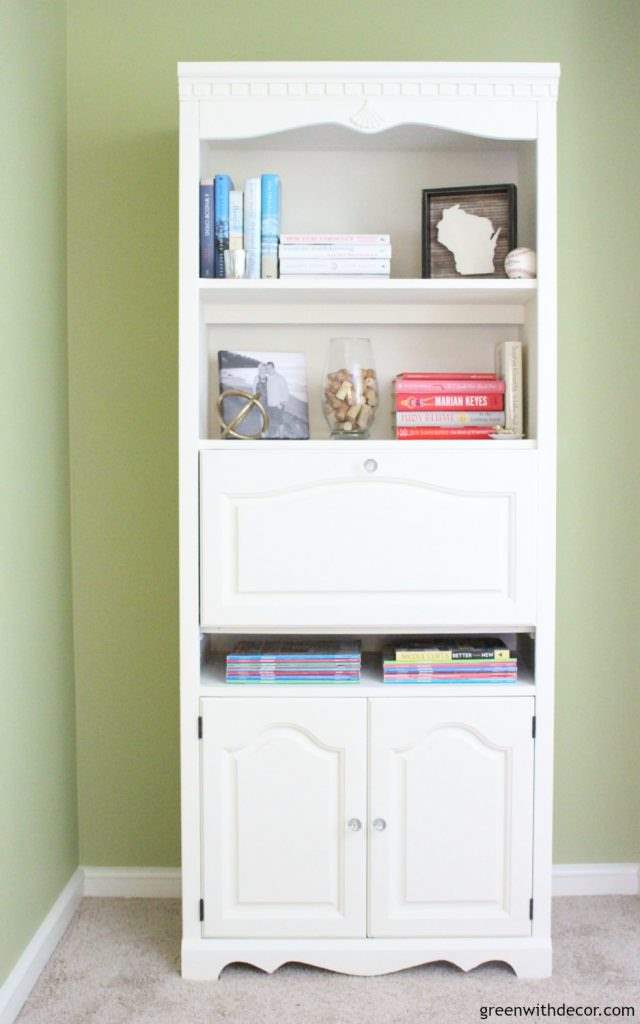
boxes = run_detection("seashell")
[505,247,537,279]
[349,100,386,132]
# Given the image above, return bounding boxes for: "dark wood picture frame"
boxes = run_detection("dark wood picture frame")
[422,184,517,279]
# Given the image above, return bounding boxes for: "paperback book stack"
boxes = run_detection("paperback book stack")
[393,343,523,440]
[278,234,391,278]
[225,641,361,684]
[199,173,280,279]
[383,637,517,684]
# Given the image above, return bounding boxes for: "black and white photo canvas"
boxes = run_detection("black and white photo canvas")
[217,350,310,440]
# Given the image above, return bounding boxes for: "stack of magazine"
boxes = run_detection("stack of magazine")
[225,641,361,684]
[383,637,517,683]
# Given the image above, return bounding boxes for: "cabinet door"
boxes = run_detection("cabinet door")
[200,448,537,630]
[201,698,367,937]
[369,697,534,937]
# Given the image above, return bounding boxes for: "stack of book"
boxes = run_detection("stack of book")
[199,173,280,279]
[393,343,522,440]
[225,641,361,684]
[383,637,517,684]
[278,234,391,278]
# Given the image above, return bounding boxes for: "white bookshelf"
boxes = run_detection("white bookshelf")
[179,61,559,981]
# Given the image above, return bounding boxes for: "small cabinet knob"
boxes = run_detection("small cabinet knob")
[372,818,387,831]
[347,817,362,832]
[364,458,378,474]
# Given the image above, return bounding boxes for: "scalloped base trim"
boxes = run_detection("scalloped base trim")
[182,937,552,981]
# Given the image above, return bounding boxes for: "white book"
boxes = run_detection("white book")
[279,233,390,245]
[229,190,243,251]
[495,341,523,437]
[279,244,392,259]
[243,178,261,279]
[279,258,390,275]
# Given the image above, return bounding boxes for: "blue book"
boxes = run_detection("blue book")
[214,174,233,278]
[199,179,214,278]
[260,174,281,278]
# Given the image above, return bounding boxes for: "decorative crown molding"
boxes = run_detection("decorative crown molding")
[178,73,559,103]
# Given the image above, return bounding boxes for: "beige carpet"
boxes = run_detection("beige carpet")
[17,897,640,1023]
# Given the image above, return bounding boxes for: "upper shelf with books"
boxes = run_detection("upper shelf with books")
[199,278,537,325]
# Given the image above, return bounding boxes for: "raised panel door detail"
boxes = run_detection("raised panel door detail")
[199,450,537,628]
[369,697,534,937]
[201,698,366,937]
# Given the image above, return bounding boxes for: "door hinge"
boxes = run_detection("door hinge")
[529,897,534,920]
[531,715,536,739]
[198,715,203,739]
[199,898,204,922]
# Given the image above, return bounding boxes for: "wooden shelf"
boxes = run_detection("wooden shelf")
[200,653,534,697]
[199,278,536,324]
[199,438,537,452]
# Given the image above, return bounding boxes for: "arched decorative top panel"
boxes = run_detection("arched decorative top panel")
[179,61,559,142]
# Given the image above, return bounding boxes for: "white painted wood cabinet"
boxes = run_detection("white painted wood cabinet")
[200,448,537,631]
[200,698,367,937]
[200,696,534,942]
[179,61,559,982]
[368,697,534,937]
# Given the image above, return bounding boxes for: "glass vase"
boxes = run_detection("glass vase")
[322,337,378,439]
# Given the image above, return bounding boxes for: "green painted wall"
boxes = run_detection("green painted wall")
[0,0,78,987]
[66,1,640,866]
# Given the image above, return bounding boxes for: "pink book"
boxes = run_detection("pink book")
[394,378,505,394]
[279,233,390,245]
[398,372,496,380]
[396,427,496,439]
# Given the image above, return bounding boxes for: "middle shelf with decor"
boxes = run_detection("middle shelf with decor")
[199,320,536,442]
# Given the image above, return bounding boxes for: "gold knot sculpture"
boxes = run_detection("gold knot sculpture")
[217,388,270,440]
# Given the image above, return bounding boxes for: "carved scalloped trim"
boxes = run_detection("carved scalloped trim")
[179,77,559,101]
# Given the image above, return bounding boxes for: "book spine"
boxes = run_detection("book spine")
[229,190,244,252]
[394,411,506,427]
[394,378,505,394]
[279,258,390,275]
[397,372,496,381]
[395,394,504,411]
[496,341,524,437]
[280,233,390,245]
[278,244,392,259]
[214,174,233,278]
[395,652,511,664]
[260,174,281,279]
[199,179,214,278]
[243,178,261,280]
[396,427,497,439]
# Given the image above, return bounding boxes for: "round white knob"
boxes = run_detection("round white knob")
[347,818,362,832]
[364,458,378,473]
[372,818,387,831]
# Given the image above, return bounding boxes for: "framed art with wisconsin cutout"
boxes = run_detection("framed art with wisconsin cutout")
[422,184,517,278]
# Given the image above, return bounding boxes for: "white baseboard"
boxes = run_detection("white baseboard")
[1,861,636,1023]
[552,863,639,897]
[81,864,639,899]
[82,866,181,898]
[0,868,83,1024]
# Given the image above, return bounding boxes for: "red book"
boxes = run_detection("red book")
[396,427,496,439]
[395,393,504,411]
[394,378,505,394]
[397,372,496,381]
